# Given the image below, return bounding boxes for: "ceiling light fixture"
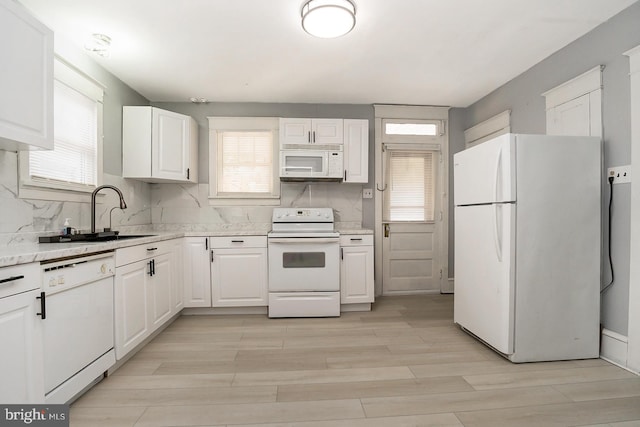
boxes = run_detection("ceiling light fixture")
[189,97,208,104]
[301,0,356,39]
[84,33,111,57]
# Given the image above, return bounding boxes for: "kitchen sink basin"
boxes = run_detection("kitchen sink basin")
[39,232,156,243]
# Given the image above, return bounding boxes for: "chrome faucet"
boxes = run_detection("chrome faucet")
[91,185,127,233]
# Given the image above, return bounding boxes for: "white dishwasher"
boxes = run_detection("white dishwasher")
[41,251,116,403]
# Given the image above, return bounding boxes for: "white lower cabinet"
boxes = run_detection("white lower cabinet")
[340,235,374,305]
[114,239,178,360]
[171,238,184,312]
[210,236,268,307]
[0,263,44,403]
[183,237,212,307]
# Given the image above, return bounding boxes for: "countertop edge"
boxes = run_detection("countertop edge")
[0,228,374,267]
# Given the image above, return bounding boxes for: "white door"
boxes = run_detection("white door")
[382,149,442,294]
[152,108,188,180]
[114,261,149,359]
[546,94,592,136]
[149,253,173,328]
[183,237,212,308]
[0,289,44,403]
[454,203,515,354]
[211,248,268,307]
[453,133,515,206]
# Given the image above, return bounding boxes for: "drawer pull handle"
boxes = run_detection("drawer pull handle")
[231,240,244,243]
[0,275,24,285]
[350,238,363,241]
[146,247,158,251]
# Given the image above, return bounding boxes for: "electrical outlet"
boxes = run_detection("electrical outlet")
[362,188,373,199]
[607,165,631,184]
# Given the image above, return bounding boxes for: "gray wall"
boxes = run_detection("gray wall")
[448,108,466,276]
[457,2,640,335]
[152,102,376,228]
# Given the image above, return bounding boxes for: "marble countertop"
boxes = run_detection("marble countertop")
[0,227,374,268]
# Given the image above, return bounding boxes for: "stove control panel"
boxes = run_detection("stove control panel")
[272,208,334,223]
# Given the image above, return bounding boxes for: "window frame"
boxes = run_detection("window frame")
[207,117,280,206]
[18,57,104,203]
[382,119,443,143]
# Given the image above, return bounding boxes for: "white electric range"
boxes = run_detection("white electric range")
[267,208,340,318]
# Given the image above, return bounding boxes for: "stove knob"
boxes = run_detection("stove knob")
[276,214,282,218]
[316,212,321,216]
[324,213,330,218]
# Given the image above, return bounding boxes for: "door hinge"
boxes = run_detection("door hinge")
[439,211,443,221]
[439,269,443,280]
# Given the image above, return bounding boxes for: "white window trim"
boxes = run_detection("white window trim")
[542,65,603,137]
[207,116,280,206]
[18,56,104,203]
[464,110,511,149]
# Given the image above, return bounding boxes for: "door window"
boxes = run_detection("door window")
[384,150,436,222]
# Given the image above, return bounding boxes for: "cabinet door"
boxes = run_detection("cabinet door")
[341,245,374,304]
[114,260,150,360]
[0,0,53,151]
[312,119,343,145]
[280,118,312,145]
[152,108,189,181]
[171,238,184,313]
[343,119,369,183]
[0,289,44,403]
[183,237,212,307]
[211,248,268,307]
[149,253,173,329]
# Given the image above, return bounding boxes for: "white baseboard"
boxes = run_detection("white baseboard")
[600,328,628,367]
[441,278,454,294]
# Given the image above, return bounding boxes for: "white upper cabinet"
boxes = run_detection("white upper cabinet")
[343,119,369,183]
[280,118,343,145]
[0,0,53,151]
[123,106,198,183]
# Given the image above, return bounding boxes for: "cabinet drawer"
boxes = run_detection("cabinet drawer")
[210,236,266,249]
[0,263,40,299]
[339,235,373,246]
[116,240,173,267]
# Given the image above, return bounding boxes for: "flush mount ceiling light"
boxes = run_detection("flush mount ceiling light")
[189,97,208,104]
[84,33,111,57]
[301,0,356,39]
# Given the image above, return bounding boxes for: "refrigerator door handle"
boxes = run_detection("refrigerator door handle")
[493,204,503,262]
[493,146,502,202]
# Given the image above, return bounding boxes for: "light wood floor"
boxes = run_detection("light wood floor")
[71,295,640,427]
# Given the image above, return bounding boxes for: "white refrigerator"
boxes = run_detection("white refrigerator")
[453,133,601,363]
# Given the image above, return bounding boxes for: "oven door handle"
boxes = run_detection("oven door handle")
[268,237,339,244]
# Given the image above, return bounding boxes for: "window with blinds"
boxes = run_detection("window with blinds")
[20,58,103,198]
[207,116,280,204]
[29,80,98,187]
[384,150,436,222]
[217,131,273,194]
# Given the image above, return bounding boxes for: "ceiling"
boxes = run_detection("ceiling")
[19,0,638,107]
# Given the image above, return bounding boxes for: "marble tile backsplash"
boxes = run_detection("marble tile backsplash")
[0,149,363,244]
[150,182,363,232]
[0,151,152,245]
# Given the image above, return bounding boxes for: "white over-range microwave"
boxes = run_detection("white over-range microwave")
[279,147,344,181]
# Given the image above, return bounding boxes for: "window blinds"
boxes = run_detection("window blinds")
[384,150,435,222]
[28,75,99,188]
[217,131,273,194]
